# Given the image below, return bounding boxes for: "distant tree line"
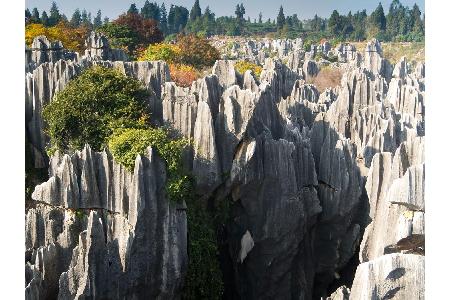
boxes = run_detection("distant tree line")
[26,0,424,43]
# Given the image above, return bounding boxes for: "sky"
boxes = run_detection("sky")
[26,0,425,21]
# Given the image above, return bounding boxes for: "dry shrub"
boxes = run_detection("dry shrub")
[169,64,199,87]
[307,67,343,93]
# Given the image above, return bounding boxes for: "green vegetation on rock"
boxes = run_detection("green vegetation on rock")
[43,66,150,153]
[235,60,262,79]
[183,196,225,299]
[108,127,191,203]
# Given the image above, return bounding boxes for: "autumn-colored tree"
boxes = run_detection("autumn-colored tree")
[169,64,199,87]
[114,13,163,49]
[138,43,181,64]
[25,22,89,53]
[176,34,220,69]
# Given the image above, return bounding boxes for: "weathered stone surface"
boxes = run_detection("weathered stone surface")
[26,146,187,299]
[25,36,425,300]
[212,60,239,88]
[364,39,392,82]
[350,253,424,300]
[327,286,350,300]
[83,31,129,61]
[26,35,78,73]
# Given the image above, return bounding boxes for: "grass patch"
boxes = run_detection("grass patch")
[307,66,343,93]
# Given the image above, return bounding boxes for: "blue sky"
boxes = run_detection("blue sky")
[26,0,425,21]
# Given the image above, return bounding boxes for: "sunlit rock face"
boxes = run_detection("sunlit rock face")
[25,35,425,299]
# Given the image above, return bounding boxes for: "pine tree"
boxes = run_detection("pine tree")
[168,5,189,33]
[235,4,241,19]
[311,14,322,31]
[371,2,386,31]
[41,11,49,26]
[103,17,110,24]
[292,14,301,29]
[141,1,160,21]
[25,9,32,21]
[258,12,262,23]
[277,6,286,29]
[49,1,61,26]
[410,4,424,36]
[328,10,342,35]
[31,8,40,23]
[81,9,92,28]
[202,6,215,35]
[70,9,82,27]
[93,10,102,29]
[160,3,168,33]
[386,0,402,38]
[240,4,245,19]
[128,3,139,15]
[351,10,367,41]
[190,0,202,21]
[235,3,245,20]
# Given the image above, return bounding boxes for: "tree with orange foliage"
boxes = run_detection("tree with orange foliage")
[25,21,89,53]
[176,34,220,69]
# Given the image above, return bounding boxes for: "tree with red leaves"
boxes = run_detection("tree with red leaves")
[113,12,163,57]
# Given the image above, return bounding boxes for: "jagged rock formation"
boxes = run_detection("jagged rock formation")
[25,36,425,299]
[26,146,187,299]
[26,35,78,73]
[26,58,170,169]
[350,253,424,299]
[84,31,129,62]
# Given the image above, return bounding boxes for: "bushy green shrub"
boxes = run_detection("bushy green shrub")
[43,66,150,153]
[108,128,191,202]
[303,39,313,52]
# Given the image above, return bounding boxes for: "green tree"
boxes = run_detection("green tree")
[369,2,387,39]
[190,0,202,21]
[70,9,82,27]
[350,10,367,41]
[128,3,139,15]
[81,9,92,28]
[25,9,32,22]
[103,17,110,24]
[235,3,245,20]
[31,8,40,23]
[98,22,139,54]
[277,6,286,30]
[410,3,424,36]
[141,1,160,20]
[168,5,189,33]
[160,3,168,34]
[328,10,342,35]
[311,14,324,32]
[292,14,301,29]
[48,1,61,26]
[41,11,49,26]
[201,6,216,36]
[258,12,262,23]
[93,10,102,29]
[43,66,150,152]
